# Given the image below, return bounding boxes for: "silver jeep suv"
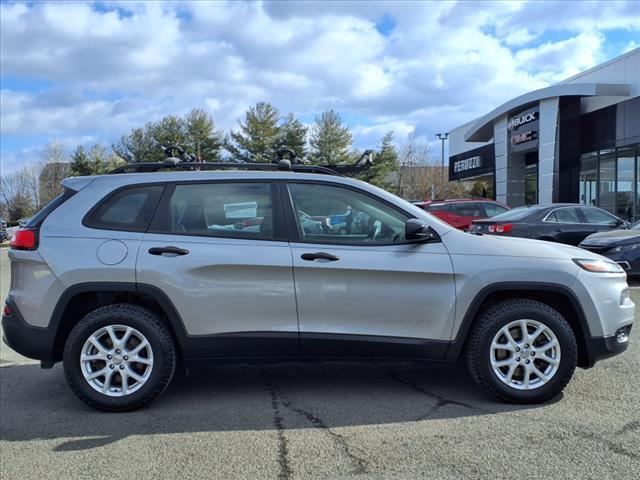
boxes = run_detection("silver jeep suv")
[2,165,634,411]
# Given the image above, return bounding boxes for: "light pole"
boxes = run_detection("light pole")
[436,132,449,187]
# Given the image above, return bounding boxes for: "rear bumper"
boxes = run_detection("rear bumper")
[2,298,55,364]
[583,324,633,368]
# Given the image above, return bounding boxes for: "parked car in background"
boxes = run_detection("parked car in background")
[0,219,7,242]
[580,221,640,277]
[471,204,628,246]
[5,218,30,240]
[416,198,510,231]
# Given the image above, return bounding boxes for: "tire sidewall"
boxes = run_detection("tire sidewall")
[64,306,175,410]
[475,303,577,402]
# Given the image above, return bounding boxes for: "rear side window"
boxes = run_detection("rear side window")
[450,202,483,217]
[426,203,449,212]
[85,185,164,232]
[153,182,276,240]
[483,203,509,218]
[546,208,580,223]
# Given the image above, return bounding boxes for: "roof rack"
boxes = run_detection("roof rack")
[109,146,374,176]
[109,160,350,176]
[109,147,375,177]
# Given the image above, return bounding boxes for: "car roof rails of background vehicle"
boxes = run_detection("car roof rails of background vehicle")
[109,146,375,177]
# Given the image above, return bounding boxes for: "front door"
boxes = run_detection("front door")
[137,180,298,356]
[284,181,456,359]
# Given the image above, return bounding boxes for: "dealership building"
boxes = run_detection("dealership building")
[449,48,640,221]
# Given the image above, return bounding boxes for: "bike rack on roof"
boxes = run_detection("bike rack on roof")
[109,147,374,177]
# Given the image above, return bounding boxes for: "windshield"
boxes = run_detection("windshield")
[487,206,538,221]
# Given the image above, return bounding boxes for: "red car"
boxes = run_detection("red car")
[415,198,510,231]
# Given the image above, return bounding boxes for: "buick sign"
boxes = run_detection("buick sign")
[508,111,538,130]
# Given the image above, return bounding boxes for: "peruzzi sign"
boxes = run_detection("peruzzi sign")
[453,156,482,173]
[449,144,495,181]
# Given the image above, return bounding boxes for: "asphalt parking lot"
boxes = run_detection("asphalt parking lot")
[0,249,638,480]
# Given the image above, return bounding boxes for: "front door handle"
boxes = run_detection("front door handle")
[301,252,340,262]
[148,246,189,256]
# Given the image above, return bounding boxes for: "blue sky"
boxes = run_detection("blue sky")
[1,0,639,172]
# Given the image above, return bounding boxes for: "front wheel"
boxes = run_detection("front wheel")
[466,298,577,404]
[63,304,176,411]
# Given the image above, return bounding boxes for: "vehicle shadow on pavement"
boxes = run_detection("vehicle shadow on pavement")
[0,361,553,452]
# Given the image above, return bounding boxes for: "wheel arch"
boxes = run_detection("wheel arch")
[50,282,197,363]
[446,282,594,368]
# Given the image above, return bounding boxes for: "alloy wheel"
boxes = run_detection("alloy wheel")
[490,319,561,390]
[80,324,154,397]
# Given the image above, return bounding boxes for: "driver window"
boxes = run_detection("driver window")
[287,183,409,245]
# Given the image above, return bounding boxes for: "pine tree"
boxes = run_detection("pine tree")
[184,108,224,161]
[359,131,399,190]
[274,113,308,160]
[226,102,281,162]
[151,115,187,150]
[112,124,160,162]
[309,110,353,165]
[69,145,92,176]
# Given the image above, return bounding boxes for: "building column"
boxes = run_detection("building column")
[538,97,560,204]
[495,114,526,206]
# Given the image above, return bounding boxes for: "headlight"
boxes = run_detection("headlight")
[609,243,640,253]
[573,258,625,273]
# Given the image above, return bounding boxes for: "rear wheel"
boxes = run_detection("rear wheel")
[63,303,176,411]
[466,298,577,403]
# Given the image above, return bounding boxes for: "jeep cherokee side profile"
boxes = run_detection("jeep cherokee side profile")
[2,168,634,411]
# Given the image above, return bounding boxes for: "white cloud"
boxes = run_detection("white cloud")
[0,0,638,173]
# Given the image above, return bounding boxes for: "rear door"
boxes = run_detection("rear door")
[284,181,456,359]
[542,207,592,245]
[137,180,298,356]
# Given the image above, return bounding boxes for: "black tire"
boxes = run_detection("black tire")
[63,303,176,412]
[466,298,577,404]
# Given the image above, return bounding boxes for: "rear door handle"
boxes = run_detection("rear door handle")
[148,246,189,256]
[301,252,340,262]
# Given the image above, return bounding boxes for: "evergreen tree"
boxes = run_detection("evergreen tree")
[358,131,399,190]
[309,110,353,165]
[70,144,125,176]
[226,102,281,162]
[274,113,308,160]
[112,124,160,162]
[151,115,187,150]
[184,108,224,161]
[69,145,92,176]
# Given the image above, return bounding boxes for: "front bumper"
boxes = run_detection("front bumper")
[584,324,633,367]
[2,298,56,364]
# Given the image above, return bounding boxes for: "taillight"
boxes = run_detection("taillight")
[488,223,513,234]
[3,304,11,316]
[10,228,38,250]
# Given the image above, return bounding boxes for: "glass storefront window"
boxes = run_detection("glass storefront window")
[525,163,537,205]
[617,154,635,221]
[598,154,616,214]
[580,153,597,206]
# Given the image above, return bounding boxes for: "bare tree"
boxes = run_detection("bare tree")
[39,140,70,205]
[395,133,464,200]
[0,165,39,222]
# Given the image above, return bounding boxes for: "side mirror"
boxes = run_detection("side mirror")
[405,218,439,242]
